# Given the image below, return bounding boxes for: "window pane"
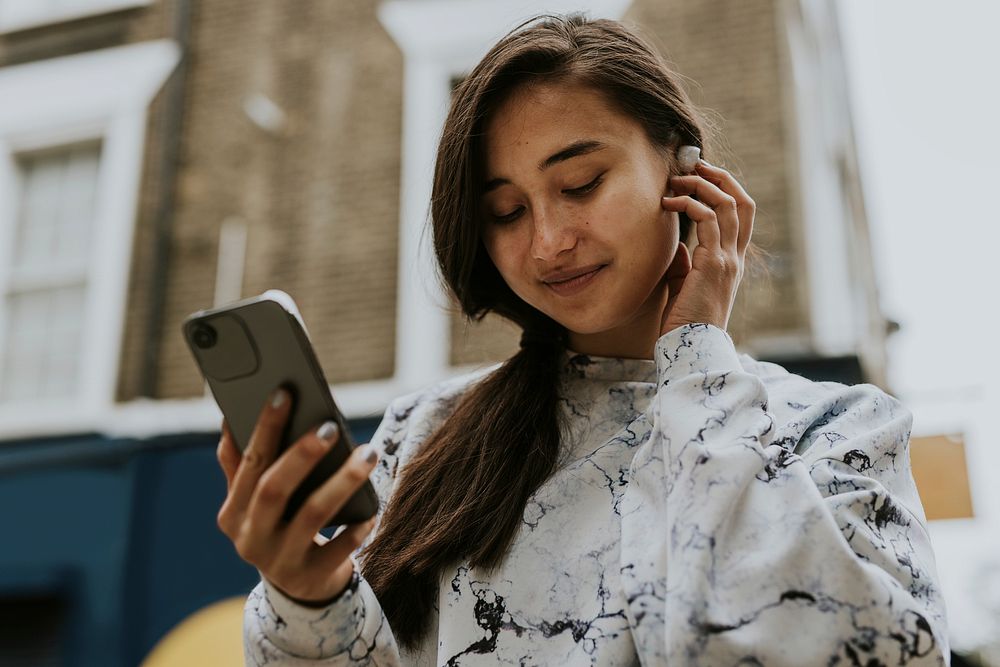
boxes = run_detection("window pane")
[0,285,85,402]
[14,154,61,271]
[42,286,86,398]
[13,143,100,276]
[54,146,100,266]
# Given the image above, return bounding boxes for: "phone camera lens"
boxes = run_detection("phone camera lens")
[192,323,217,349]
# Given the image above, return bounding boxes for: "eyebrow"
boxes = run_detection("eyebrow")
[484,140,608,193]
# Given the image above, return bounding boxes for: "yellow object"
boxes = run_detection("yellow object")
[910,433,974,520]
[141,596,245,667]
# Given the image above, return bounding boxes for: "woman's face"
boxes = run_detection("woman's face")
[481,81,680,357]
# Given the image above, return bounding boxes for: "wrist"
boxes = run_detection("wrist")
[659,307,729,340]
[266,567,359,609]
[659,318,726,339]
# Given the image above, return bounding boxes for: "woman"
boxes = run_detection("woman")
[222,15,948,665]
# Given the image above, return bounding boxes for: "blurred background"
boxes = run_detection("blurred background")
[0,0,995,664]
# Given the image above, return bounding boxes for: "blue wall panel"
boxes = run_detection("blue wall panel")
[0,415,383,667]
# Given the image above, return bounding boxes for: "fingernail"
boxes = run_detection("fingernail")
[271,388,289,409]
[317,421,339,444]
[358,444,378,465]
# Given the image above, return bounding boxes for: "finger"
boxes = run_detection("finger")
[312,519,376,572]
[285,445,379,545]
[668,174,739,250]
[694,161,755,254]
[226,388,293,521]
[662,195,720,250]
[217,421,240,490]
[244,421,341,538]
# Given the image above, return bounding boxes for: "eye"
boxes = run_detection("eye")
[563,173,604,196]
[491,206,525,225]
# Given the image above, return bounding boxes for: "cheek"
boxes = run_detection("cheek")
[600,183,670,244]
[482,230,528,287]
[599,188,678,276]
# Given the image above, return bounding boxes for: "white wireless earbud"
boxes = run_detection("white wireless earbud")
[677,145,701,174]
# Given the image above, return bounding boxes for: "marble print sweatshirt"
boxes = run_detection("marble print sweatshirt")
[244,323,948,665]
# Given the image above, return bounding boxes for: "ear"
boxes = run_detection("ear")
[664,241,692,287]
[661,156,676,197]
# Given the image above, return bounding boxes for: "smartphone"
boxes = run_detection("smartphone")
[182,290,378,527]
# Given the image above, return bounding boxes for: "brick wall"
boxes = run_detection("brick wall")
[0,5,169,67]
[122,0,403,399]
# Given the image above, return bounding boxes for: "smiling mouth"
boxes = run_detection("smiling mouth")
[544,265,607,296]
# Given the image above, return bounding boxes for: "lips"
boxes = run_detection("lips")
[541,264,607,284]
[542,264,607,296]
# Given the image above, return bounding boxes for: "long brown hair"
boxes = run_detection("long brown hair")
[361,14,708,648]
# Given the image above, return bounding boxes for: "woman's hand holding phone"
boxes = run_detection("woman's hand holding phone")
[215,388,378,606]
[658,159,755,336]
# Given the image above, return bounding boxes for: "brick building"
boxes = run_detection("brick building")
[0,0,895,664]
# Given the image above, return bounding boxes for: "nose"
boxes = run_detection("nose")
[530,204,578,261]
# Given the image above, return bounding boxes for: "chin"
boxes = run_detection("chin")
[519,280,649,337]
[548,291,662,343]
[546,308,626,338]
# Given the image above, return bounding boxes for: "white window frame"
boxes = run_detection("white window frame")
[0,0,153,35]
[0,40,179,437]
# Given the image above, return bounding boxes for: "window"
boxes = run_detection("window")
[0,40,178,437]
[0,143,101,402]
[0,0,153,34]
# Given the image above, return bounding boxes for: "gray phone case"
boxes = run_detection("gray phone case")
[182,292,378,527]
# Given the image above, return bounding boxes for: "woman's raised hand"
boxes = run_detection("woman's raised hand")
[215,388,378,605]
[658,160,755,336]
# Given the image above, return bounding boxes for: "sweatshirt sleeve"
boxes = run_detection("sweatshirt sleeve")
[244,565,400,665]
[243,399,411,666]
[645,323,948,665]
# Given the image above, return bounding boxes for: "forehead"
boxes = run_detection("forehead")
[483,82,643,171]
